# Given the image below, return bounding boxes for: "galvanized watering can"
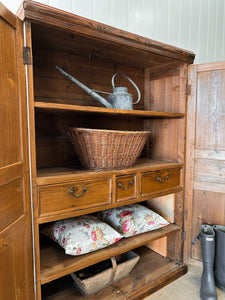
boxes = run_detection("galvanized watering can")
[56,66,141,110]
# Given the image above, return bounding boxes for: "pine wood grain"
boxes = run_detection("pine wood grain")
[39,177,112,217]
[0,2,17,28]
[34,102,185,118]
[36,159,183,183]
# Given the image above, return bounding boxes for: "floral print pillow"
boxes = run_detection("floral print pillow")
[41,215,122,256]
[97,204,169,237]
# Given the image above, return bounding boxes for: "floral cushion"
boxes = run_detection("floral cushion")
[41,215,122,256]
[97,204,169,237]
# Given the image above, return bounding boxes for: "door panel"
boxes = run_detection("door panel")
[0,179,24,231]
[191,190,225,259]
[185,62,225,262]
[196,70,225,150]
[0,220,29,300]
[0,3,34,299]
[0,16,21,168]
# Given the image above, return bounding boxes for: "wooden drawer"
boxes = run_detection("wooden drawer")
[116,174,137,202]
[140,168,180,197]
[38,178,112,216]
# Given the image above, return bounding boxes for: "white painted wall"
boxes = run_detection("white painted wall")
[2,0,225,64]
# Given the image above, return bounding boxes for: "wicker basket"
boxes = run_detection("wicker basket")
[68,128,150,171]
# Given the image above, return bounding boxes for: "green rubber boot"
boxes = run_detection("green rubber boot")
[213,225,225,291]
[199,225,217,300]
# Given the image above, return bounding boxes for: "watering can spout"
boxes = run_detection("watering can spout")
[56,66,141,110]
[56,66,113,108]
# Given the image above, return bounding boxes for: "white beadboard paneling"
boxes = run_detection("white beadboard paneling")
[1,0,22,13]
[111,0,128,31]
[72,0,93,19]
[198,0,209,63]
[214,0,224,61]
[179,0,191,50]
[49,0,72,12]
[168,0,181,48]
[189,0,201,62]
[222,0,225,61]
[93,0,111,25]
[34,0,49,4]
[142,0,157,40]
[155,0,169,43]
[128,0,143,35]
[207,0,217,62]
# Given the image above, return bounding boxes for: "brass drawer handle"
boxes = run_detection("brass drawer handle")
[118,180,134,190]
[68,186,88,198]
[156,175,169,184]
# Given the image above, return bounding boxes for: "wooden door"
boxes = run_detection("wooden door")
[185,62,225,262]
[0,3,34,299]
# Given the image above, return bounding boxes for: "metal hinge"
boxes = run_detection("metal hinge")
[181,231,186,240]
[23,46,31,65]
[186,84,192,96]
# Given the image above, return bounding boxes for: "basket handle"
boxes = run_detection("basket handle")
[109,257,117,284]
[112,73,141,104]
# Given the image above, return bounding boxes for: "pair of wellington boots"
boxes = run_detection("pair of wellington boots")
[197,224,225,300]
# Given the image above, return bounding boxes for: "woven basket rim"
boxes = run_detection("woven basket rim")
[69,127,151,135]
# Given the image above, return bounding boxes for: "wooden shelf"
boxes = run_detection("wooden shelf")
[40,224,180,284]
[42,246,187,299]
[34,102,185,119]
[36,159,184,185]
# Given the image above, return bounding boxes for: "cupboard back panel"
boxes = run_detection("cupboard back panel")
[149,68,183,113]
[32,45,145,110]
[35,110,144,168]
[148,119,184,163]
[31,23,175,71]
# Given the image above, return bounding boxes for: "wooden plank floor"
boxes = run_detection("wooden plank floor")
[145,265,225,300]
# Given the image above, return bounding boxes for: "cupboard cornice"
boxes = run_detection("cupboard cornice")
[17,1,195,68]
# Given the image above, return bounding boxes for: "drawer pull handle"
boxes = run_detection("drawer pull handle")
[156,175,169,184]
[68,186,88,198]
[118,180,134,190]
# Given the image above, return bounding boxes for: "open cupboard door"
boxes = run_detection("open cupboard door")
[0,3,34,299]
[185,62,225,263]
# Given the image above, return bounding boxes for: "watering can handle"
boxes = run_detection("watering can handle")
[112,73,141,104]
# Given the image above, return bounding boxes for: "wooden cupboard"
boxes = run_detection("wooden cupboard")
[0,1,199,299]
